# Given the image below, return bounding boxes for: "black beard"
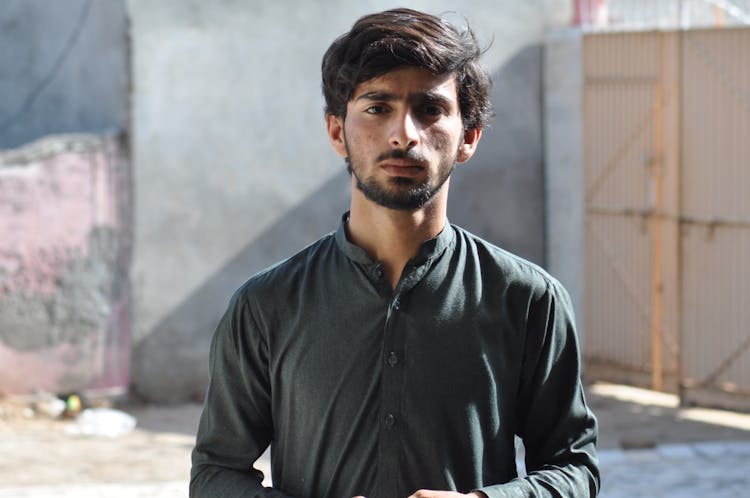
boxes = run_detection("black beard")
[345,150,455,211]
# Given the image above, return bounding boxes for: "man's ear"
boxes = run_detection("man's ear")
[456,126,483,164]
[326,113,348,158]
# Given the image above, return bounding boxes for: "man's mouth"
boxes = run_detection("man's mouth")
[380,161,425,177]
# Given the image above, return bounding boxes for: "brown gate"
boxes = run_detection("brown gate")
[679,28,750,408]
[583,27,750,409]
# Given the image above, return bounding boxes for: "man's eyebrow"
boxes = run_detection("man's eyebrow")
[354,91,398,102]
[419,92,453,107]
[354,90,454,107]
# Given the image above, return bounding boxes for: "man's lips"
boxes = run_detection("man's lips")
[380,161,425,177]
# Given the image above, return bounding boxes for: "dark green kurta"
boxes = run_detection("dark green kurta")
[190,215,599,498]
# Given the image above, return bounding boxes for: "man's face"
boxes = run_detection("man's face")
[326,67,481,211]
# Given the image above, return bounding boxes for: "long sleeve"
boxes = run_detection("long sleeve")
[190,291,294,498]
[478,279,600,498]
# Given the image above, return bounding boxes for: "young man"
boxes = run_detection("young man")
[191,8,599,498]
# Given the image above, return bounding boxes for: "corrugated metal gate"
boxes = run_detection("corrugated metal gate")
[583,27,750,409]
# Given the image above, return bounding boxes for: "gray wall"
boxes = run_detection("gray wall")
[127,0,572,401]
[0,0,129,149]
[449,44,545,264]
[543,28,585,333]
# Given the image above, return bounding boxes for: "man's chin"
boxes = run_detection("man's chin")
[389,176,421,187]
[353,170,437,210]
[362,190,434,211]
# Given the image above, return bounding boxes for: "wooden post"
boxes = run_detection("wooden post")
[713,5,726,27]
[650,34,666,392]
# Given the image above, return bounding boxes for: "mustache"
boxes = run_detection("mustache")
[375,149,427,163]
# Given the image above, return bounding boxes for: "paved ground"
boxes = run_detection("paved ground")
[0,382,749,497]
[589,383,750,497]
[598,441,750,498]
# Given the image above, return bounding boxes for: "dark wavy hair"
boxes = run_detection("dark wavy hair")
[321,8,492,130]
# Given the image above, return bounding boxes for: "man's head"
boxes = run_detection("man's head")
[321,8,492,131]
[323,9,490,211]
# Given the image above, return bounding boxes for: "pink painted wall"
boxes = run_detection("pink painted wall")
[573,0,608,25]
[0,134,132,396]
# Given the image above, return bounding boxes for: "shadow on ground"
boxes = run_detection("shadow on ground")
[588,382,750,450]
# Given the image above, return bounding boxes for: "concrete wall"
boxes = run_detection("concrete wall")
[0,134,132,395]
[543,28,585,333]
[127,0,573,401]
[0,0,129,149]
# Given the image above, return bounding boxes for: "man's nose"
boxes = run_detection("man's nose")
[389,110,419,149]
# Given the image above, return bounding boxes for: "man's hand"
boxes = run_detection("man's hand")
[352,491,487,498]
[407,491,486,498]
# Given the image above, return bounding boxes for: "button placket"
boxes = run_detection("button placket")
[378,285,404,492]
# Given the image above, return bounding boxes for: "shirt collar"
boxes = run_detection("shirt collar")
[334,211,455,267]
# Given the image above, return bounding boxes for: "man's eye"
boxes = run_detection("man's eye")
[365,105,387,114]
[421,105,443,116]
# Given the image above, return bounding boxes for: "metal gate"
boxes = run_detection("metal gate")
[583,27,750,409]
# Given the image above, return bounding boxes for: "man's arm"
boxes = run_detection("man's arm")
[478,279,600,498]
[190,292,293,498]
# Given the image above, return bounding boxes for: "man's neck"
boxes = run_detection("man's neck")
[346,182,449,290]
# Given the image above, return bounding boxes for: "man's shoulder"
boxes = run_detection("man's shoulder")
[233,230,337,301]
[450,224,561,294]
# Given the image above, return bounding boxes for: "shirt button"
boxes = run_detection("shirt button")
[373,266,384,279]
[387,352,399,367]
[384,413,396,428]
[392,299,401,311]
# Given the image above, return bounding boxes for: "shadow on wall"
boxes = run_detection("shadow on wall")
[131,171,352,402]
[449,44,544,265]
[131,44,545,402]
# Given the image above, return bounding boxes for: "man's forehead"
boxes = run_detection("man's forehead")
[351,67,458,102]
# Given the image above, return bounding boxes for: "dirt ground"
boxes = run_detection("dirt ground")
[1,381,749,487]
[0,400,202,486]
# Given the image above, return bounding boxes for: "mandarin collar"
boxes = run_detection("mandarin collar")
[334,211,455,267]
